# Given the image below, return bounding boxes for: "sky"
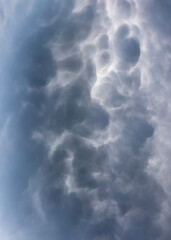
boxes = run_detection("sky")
[0,0,171,239]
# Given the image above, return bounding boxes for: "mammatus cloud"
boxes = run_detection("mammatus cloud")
[0,0,171,239]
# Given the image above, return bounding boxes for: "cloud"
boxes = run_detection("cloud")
[0,0,170,239]
[141,0,171,36]
[114,31,141,69]
[116,0,132,19]
[97,34,109,49]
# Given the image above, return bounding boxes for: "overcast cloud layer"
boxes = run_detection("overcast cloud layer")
[0,0,171,239]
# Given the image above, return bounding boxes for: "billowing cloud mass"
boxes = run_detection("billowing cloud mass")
[0,0,171,239]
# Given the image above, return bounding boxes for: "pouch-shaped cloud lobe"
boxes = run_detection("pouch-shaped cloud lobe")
[0,0,171,240]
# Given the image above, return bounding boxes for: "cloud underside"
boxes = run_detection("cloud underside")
[1,0,171,239]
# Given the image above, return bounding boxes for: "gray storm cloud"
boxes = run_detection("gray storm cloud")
[0,0,171,240]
